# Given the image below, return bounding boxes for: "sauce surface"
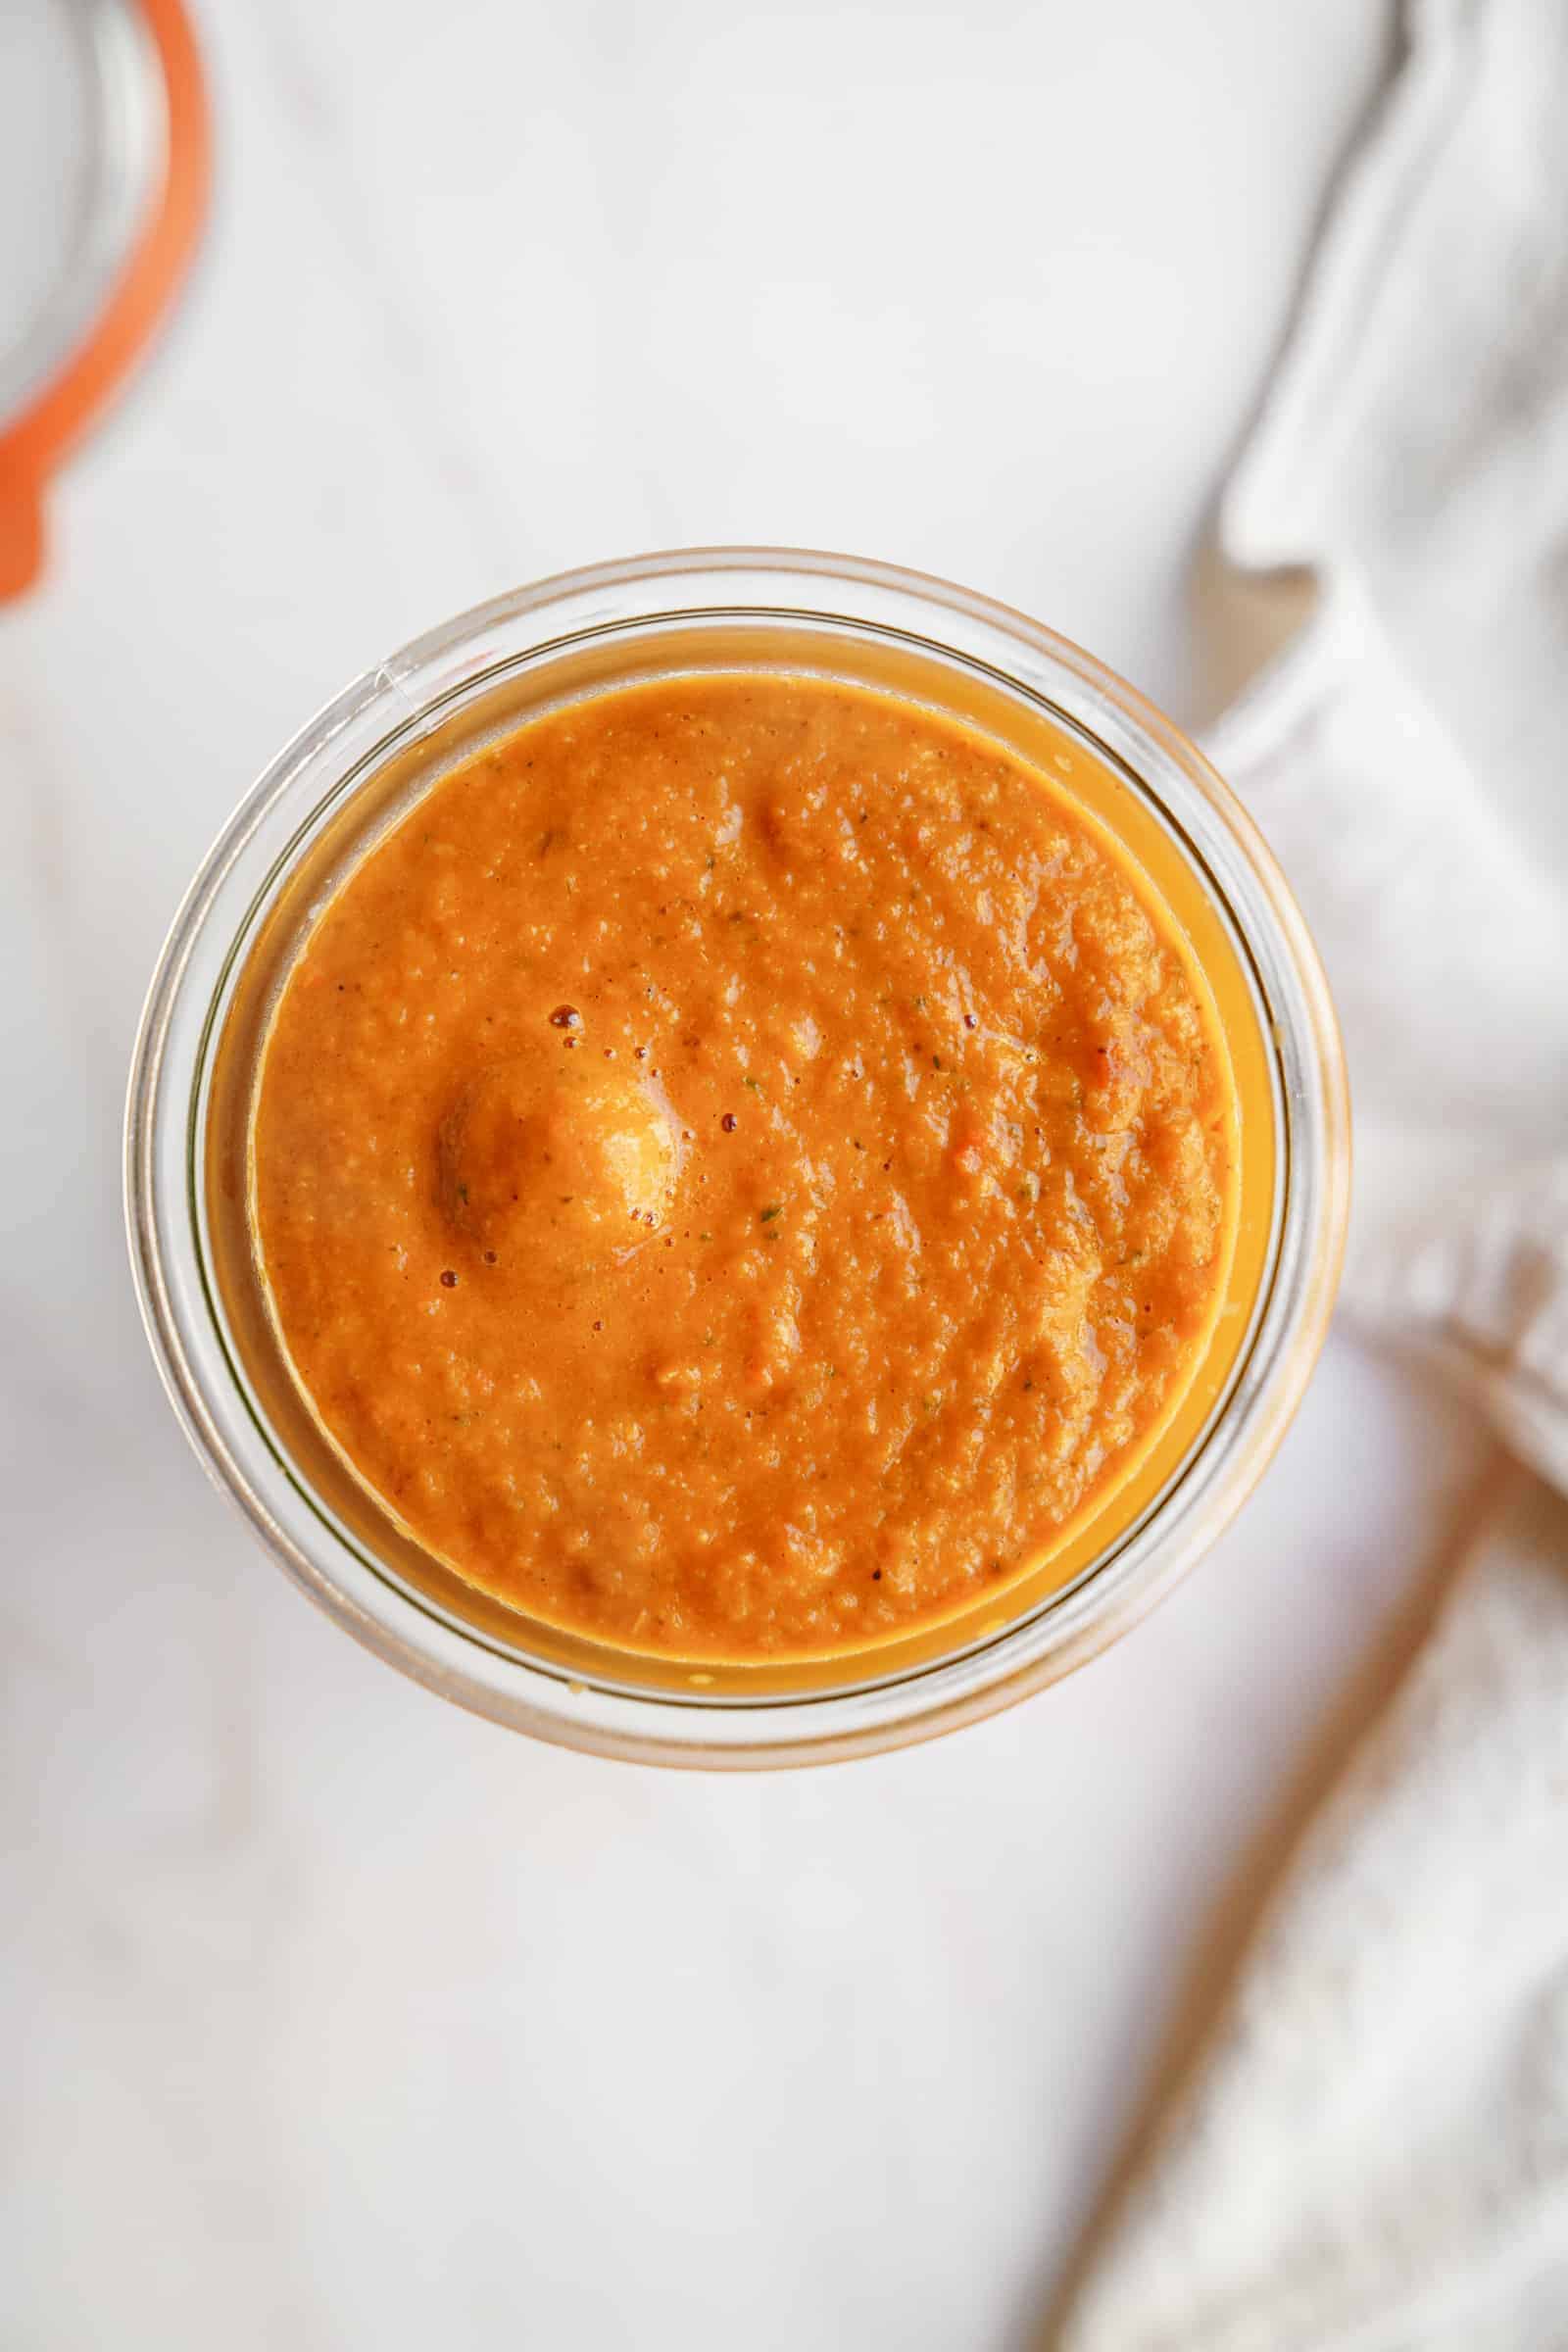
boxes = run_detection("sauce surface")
[253,675,1235,1658]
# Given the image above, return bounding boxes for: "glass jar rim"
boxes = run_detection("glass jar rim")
[125,546,1348,1766]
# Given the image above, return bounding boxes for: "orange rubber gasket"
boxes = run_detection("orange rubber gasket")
[0,0,209,599]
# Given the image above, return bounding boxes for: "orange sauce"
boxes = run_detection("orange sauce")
[252,674,1236,1658]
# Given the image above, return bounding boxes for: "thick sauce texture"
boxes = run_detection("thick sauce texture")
[254,676,1234,1658]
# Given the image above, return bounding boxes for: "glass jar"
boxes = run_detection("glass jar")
[125,549,1348,1765]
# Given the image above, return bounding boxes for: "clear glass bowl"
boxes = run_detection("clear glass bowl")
[125,549,1348,1765]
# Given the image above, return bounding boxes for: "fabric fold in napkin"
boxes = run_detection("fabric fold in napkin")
[1058,1,1568,2342]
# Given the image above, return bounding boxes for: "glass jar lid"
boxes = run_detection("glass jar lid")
[0,0,206,598]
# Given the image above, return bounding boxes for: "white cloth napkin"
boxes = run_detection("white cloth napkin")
[1059,1,1568,2343]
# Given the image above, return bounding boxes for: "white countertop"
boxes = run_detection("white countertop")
[5,4,1492,2345]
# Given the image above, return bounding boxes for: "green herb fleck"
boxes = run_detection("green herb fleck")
[760,1203,782,1223]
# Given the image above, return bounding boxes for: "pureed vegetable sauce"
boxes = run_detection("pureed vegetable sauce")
[252,674,1237,1661]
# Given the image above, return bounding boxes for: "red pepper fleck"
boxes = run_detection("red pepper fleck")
[721,1112,737,1133]
[549,1004,581,1028]
[440,1269,458,1289]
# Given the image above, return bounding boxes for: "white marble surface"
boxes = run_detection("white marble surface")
[3,4,1495,2346]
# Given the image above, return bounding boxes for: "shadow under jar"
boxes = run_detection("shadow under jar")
[126,549,1348,1766]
